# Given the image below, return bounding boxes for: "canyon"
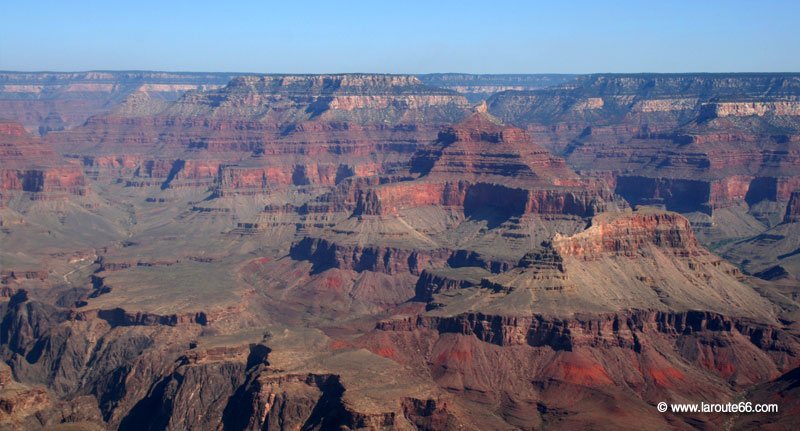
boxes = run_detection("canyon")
[0,72,799,430]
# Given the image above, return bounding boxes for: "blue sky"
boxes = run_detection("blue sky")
[1,0,798,73]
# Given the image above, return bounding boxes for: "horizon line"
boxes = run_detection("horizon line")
[2,70,800,76]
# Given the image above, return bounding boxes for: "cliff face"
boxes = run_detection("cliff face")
[363,304,798,429]
[47,74,471,196]
[0,120,86,199]
[552,211,699,257]
[0,71,237,134]
[411,112,577,181]
[784,190,800,223]
[344,112,614,218]
[352,180,603,218]
[289,236,452,275]
[487,74,800,223]
[165,74,470,124]
[418,73,578,102]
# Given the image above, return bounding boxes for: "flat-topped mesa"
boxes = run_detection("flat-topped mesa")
[412,112,577,182]
[0,120,85,197]
[553,210,699,259]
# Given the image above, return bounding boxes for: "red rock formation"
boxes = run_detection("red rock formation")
[486,74,800,221]
[215,161,383,196]
[0,121,27,137]
[709,175,752,207]
[363,305,799,429]
[412,112,577,181]
[0,120,85,197]
[377,309,794,357]
[47,74,470,194]
[552,210,699,258]
[353,179,606,217]
[375,308,798,388]
[345,113,615,218]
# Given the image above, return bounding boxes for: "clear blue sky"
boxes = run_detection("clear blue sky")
[1,0,798,73]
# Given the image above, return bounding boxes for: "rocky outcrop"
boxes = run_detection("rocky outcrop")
[784,190,800,223]
[215,161,383,196]
[72,308,209,327]
[0,269,48,285]
[373,308,799,402]
[411,112,578,181]
[290,237,451,275]
[377,309,796,355]
[446,250,516,274]
[414,268,489,302]
[0,120,86,197]
[702,101,800,118]
[552,211,699,258]
[221,372,349,431]
[733,367,800,430]
[479,247,571,294]
[353,180,604,218]
[346,113,614,220]
[116,344,270,431]
[400,396,471,430]
[433,209,774,319]
[0,292,217,429]
[608,174,799,216]
[616,176,715,214]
